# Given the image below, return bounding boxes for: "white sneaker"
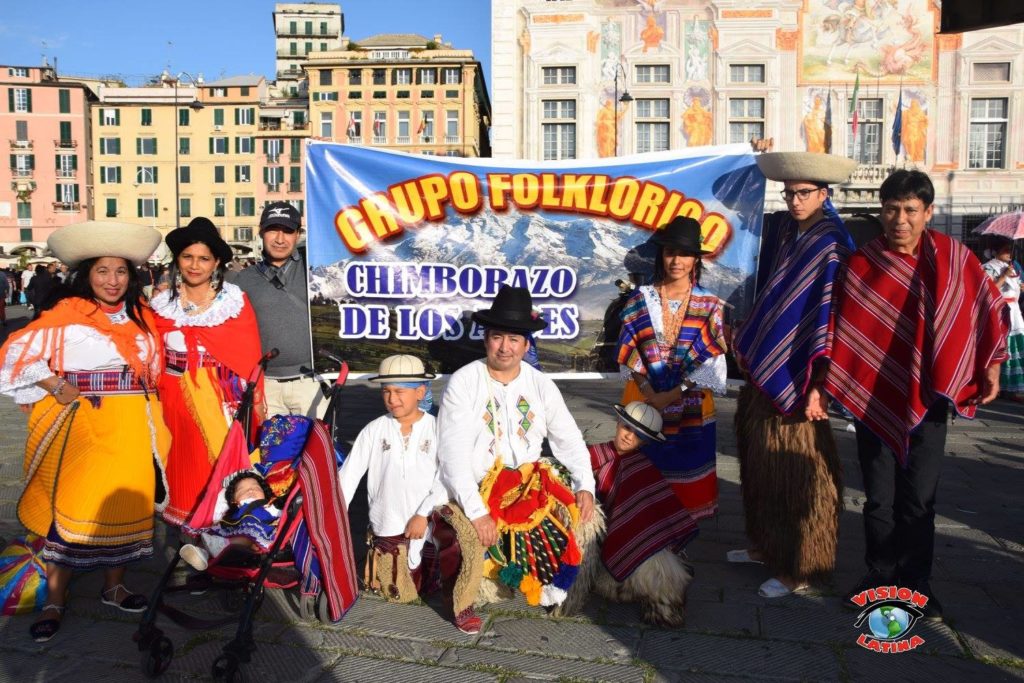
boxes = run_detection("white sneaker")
[180,544,209,572]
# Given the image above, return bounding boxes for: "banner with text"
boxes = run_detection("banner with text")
[305,143,765,373]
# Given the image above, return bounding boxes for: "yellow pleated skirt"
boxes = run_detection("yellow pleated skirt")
[19,393,171,552]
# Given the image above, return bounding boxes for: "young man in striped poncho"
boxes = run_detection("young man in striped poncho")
[731,144,858,599]
[827,170,1008,621]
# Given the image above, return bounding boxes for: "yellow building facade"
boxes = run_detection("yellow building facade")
[305,33,491,158]
[91,76,268,251]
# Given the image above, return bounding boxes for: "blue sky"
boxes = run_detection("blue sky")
[1,1,492,93]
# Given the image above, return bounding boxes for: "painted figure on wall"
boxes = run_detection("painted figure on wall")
[640,13,665,53]
[682,97,712,147]
[685,19,711,83]
[803,0,935,84]
[597,97,627,157]
[900,95,927,162]
[601,21,623,68]
[802,94,827,153]
[519,27,532,57]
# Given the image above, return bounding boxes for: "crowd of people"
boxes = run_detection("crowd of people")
[0,147,1013,645]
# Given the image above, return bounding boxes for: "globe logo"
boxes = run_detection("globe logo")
[867,605,912,639]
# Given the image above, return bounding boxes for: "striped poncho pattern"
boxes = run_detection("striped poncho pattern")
[617,286,727,391]
[825,230,1009,465]
[589,441,698,581]
[734,213,852,415]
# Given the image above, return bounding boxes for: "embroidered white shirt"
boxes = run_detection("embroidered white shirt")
[339,412,446,535]
[437,360,596,521]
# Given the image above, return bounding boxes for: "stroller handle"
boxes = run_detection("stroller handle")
[248,348,279,383]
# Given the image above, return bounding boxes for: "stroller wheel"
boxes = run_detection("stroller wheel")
[140,636,173,678]
[298,591,333,623]
[211,653,247,682]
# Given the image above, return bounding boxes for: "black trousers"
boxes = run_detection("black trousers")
[854,401,948,585]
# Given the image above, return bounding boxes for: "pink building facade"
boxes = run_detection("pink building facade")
[0,65,94,253]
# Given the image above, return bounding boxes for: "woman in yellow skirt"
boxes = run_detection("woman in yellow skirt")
[0,220,170,642]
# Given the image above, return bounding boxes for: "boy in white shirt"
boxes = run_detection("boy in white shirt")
[339,355,447,606]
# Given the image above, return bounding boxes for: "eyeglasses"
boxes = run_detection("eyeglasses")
[780,188,822,202]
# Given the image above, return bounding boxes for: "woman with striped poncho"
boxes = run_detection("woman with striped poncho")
[617,216,728,524]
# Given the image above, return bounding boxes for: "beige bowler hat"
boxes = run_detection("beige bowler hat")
[47,220,162,268]
[614,401,666,442]
[755,152,858,185]
[367,354,437,383]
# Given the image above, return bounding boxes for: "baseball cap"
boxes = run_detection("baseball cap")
[259,201,302,233]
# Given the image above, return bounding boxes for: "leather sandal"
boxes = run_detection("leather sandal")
[30,604,66,643]
[100,584,148,613]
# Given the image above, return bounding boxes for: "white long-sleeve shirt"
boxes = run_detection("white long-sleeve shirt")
[0,322,156,404]
[339,411,446,537]
[437,360,596,521]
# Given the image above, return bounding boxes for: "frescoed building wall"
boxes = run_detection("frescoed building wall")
[492,0,1024,238]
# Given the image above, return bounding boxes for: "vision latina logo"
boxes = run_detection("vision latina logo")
[851,585,927,653]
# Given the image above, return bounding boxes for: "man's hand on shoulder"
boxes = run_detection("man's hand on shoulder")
[575,490,595,524]
[471,513,498,547]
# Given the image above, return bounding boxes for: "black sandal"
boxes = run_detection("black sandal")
[100,584,148,613]
[30,604,66,643]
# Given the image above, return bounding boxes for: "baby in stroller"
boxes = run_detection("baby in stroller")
[180,468,283,572]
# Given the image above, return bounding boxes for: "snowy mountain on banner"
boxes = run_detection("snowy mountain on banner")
[308,208,750,319]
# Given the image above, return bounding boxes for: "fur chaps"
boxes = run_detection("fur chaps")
[554,505,692,627]
[735,383,843,582]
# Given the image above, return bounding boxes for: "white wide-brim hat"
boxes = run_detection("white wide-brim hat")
[367,354,437,383]
[755,152,858,185]
[614,401,666,442]
[47,220,162,268]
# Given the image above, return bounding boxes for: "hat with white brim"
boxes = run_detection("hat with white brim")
[755,152,858,185]
[367,354,437,383]
[47,220,162,268]
[614,401,666,443]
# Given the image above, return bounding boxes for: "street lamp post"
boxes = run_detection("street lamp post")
[165,72,204,230]
[612,59,634,156]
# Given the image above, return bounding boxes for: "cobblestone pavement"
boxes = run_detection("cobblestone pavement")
[0,305,1022,681]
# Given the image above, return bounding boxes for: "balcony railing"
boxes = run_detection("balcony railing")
[847,164,888,185]
[266,183,281,193]
[288,182,302,193]
[54,139,77,149]
[396,136,410,144]
[372,136,387,145]
[52,201,81,211]
[10,168,32,178]
[266,154,281,164]
[260,122,282,131]
[9,139,32,150]
[420,135,434,144]
[56,169,76,178]
[289,153,302,162]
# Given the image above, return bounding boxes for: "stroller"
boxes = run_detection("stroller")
[135,351,356,681]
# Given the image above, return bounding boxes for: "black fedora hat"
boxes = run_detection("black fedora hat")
[471,286,547,334]
[651,216,712,255]
[165,217,234,264]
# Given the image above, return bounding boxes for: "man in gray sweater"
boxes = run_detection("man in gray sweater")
[236,201,325,418]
